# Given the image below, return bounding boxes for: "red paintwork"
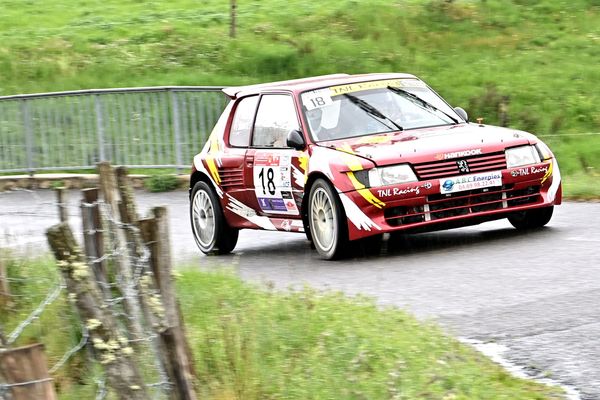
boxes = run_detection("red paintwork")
[191,73,562,242]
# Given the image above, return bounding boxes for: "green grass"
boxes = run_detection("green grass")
[0,0,599,137]
[562,173,600,200]
[1,256,564,399]
[0,0,598,195]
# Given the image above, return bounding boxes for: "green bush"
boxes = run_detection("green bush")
[145,174,180,192]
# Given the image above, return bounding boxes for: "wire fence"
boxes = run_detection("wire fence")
[0,177,189,399]
[0,86,228,174]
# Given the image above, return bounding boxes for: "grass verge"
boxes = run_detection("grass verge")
[1,256,564,399]
[563,173,600,200]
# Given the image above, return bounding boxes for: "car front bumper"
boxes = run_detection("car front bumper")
[342,159,562,240]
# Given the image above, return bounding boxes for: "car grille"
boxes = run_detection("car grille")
[413,152,507,180]
[384,185,541,227]
[218,168,244,189]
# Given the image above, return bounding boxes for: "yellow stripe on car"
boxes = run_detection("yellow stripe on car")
[347,172,386,209]
[337,143,386,209]
[206,137,221,185]
[541,160,553,184]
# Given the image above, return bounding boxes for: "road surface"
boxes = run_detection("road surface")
[1,188,599,398]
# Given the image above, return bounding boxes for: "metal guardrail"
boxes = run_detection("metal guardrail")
[0,86,228,173]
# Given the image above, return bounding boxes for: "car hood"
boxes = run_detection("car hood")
[318,123,537,167]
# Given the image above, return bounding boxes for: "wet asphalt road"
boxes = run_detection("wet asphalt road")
[1,189,599,398]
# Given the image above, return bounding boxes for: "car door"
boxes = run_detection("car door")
[245,93,304,219]
[218,95,258,205]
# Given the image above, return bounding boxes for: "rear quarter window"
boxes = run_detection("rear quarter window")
[229,96,259,147]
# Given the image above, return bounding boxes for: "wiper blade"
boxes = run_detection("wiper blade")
[387,86,459,124]
[343,93,403,131]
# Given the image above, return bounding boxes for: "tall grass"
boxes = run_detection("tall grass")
[179,268,563,399]
[1,257,564,399]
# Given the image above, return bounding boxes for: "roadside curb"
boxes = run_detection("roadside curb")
[0,173,190,192]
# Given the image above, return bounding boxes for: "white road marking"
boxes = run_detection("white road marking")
[566,237,600,243]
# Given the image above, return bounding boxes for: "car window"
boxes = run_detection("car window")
[229,96,259,147]
[301,79,460,141]
[252,94,299,148]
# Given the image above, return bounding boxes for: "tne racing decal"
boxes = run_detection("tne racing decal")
[253,152,299,215]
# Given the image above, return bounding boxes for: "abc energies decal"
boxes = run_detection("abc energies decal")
[440,171,502,194]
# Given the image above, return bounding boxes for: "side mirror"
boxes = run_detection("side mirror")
[286,129,306,150]
[454,107,468,122]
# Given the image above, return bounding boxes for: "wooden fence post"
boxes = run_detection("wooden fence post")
[96,162,144,340]
[46,223,149,400]
[0,323,7,349]
[230,0,237,38]
[0,343,57,400]
[115,167,174,398]
[81,188,109,296]
[54,187,68,223]
[140,208,197,400]
[0,257,10,311]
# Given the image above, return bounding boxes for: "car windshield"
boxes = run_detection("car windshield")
[300,79,460,142]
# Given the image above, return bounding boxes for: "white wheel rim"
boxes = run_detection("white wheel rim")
[192,190,215,248]
[310,187,336,252]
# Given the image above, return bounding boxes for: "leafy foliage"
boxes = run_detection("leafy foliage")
[145,174,180,192]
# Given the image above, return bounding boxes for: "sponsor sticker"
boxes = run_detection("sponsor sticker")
[253,152,299,215]
[376,182,433,198]
[435,148,482,160]
[510,165,549,178]
[439,171,502,194]
[301,89,333,110]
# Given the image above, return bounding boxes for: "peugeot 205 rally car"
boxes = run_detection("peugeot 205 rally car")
[189,73,561,260]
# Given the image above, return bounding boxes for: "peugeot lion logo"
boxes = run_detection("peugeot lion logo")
[457,159,470,173]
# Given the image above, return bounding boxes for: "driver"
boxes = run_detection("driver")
[306,107,324,139]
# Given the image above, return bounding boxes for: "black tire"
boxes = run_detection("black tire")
[508,206,554,230]
[308,178,349,260]
[190,181,239,254]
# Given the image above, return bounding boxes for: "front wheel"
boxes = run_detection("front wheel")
[190,181,239,254]
[508,206,554,230]
[308,179,349,260]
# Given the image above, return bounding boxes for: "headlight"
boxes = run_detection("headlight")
[505,145,541,168]
[367,164,417,187]
[535,142,553,161]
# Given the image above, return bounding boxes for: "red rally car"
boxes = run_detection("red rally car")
[189,73,562,260]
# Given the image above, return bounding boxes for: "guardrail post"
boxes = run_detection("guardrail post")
[94,95,106,162]
[20,100,35,175]
[169,90,183,174]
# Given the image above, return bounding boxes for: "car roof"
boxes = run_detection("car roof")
[222,72,419,99]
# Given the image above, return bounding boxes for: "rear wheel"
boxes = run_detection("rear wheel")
[308,179,349,260]
[190,181,239,254]
[508,206,554,230]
